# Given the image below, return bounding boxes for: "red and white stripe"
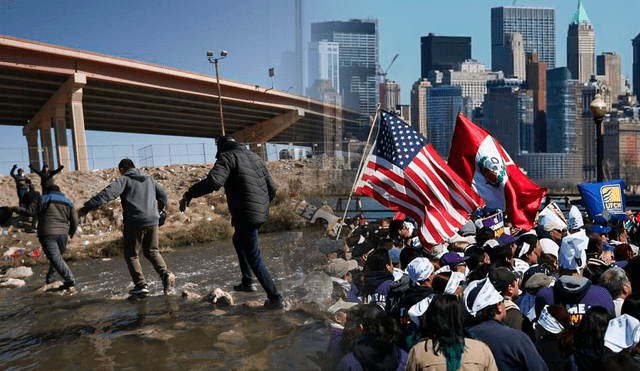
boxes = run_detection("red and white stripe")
[356,144,484,246]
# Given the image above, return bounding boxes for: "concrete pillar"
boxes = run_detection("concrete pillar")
[69,88,89,171]
[25,128,40,172]
[40,115,55,168]
[54,103,71,169]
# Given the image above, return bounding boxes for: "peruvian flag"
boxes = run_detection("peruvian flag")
[448,113,546,230]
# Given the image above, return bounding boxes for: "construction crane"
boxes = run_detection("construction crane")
[377,53,400,82]
[377,54,400,111]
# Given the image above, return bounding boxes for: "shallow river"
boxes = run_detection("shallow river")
[0,227,341,371]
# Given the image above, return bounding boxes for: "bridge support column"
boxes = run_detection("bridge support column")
[69,83,88,171]
[25,128,40,172]
[39,116,55,168]
[54,103,71,169]
[25,73,86,171]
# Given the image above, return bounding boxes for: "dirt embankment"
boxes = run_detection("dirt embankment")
[0,159,356,267]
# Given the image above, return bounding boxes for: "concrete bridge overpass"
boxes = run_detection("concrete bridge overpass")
[0,35,360,171]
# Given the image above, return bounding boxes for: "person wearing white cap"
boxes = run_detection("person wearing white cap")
[535,230,615,324]
[534,305,572,371]
[405,294,498,371]
[389,257,436,350]
[538,238,559,271]
[464,278,548,371]
[567,206,584,234]
[604,314,640,353]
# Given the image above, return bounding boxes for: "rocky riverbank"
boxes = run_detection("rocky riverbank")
[0,158,356,269]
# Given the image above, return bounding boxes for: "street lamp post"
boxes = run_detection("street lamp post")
[590,93,607,182]
[207,50,228,136]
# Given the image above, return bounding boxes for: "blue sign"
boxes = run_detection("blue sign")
[577,180,626,224]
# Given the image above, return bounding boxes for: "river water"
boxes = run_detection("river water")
[0,227,342,371]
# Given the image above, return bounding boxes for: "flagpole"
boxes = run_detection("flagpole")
[335,103,382,240]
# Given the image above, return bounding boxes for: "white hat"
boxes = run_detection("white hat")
[539,207,568,232]
[483,239,499,249]
[463,277,504,316]
[444,271,466,295]
[538,306,565,334]
[408,296,433,325]
[407,257,434,285]
[604,314,640,353]
[567,206,584,231]
[539,238,559,259]
[558,230,588,271]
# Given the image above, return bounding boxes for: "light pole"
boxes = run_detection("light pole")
[590,93,607,182]
[207,50,228,136]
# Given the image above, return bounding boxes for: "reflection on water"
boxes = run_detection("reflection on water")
[0,228,337,371]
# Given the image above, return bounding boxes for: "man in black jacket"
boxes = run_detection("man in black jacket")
[29,163,64,194]
[180,135,283,309]
[13,184,77,289]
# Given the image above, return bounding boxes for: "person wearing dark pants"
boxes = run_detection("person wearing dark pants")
[10,164,29,206]
[29,163,63,194]
[79,159,175,296]
[22,183,40,233]
[232,224,280,299]
[13,184,78,288]
[180,135,283,309]
[41,235,74,285]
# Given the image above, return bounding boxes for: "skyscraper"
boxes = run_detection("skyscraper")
[546,68,583,157]
[567,1,595,84]
[434,59,503,109]
[379,80,400,112]
[420,34,471,78]
[426,86,464,158]
[597,52,623,100]
[410,79,431,137]
[526,52,547,153]
[483,79,534,156]
[633,32,640,97]
[311,19,379,133]
[307,41,340,97]
[491,6,556,73]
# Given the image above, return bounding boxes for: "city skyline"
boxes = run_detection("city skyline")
[0,0,637,154]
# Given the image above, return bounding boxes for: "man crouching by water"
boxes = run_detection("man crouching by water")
[78,159,175,296]
[179,135,283,310]
[13,184,77,290]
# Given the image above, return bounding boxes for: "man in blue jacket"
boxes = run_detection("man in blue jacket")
[13,184,77,289]
[79,159,175,296]
[180,135,283,309]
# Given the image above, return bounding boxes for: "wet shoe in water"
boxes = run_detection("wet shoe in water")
[129,283,149,295]
[233,283,257,292]
[163,273,176,295]
[264,299,284,310]
[60,280,76,291]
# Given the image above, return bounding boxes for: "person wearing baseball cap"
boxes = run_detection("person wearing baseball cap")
[489,267,524,331]
[464,278,548,371]
[535,230,615,324]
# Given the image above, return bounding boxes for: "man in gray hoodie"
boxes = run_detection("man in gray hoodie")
[79,159,175,295]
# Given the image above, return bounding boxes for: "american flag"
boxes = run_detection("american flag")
[355,111,485,246]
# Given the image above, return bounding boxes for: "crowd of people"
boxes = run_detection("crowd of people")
[8,147,640,370]
[319,206,640,371]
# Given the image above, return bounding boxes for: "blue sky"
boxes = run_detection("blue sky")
[0,0,637,167]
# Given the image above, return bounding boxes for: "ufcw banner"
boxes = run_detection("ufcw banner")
[577,180,626,223]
